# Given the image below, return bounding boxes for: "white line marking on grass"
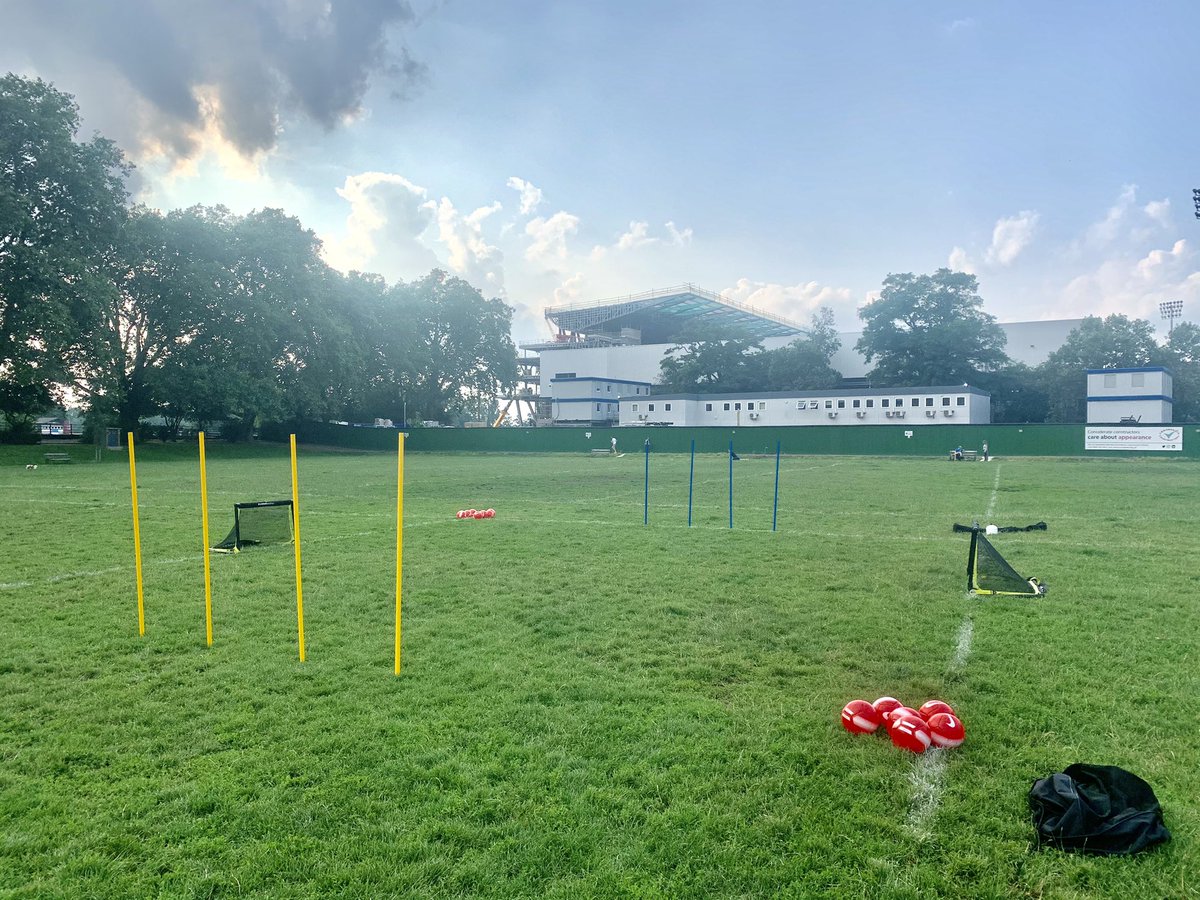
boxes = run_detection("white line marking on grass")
[985,464,1001,521]
[903,610,975,839]
[0,582,32,591]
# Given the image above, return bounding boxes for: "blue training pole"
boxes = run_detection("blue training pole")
[688,439,695,527]
[773,440,781,532]
[728,440,734,529]
[643,440,650,525]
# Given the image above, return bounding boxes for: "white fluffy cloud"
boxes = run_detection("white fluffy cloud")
[723,277,854,323]
[524,212,581,267]
[1085,184,1138,247]
[947,246,975,274]
[591,220,694,259]
[506,176,543,216]
[1143,199,1171,228]
[985,210,1039,265]
[1060,238,1200,325]
[323,172,438,280]
[433,199,505,292]
[553,273,585,305]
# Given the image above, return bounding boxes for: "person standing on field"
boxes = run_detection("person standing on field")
[611,436,618,455]
[982,441,989,461]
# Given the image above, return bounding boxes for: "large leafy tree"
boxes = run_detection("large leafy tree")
[0,75,128,432]
[764,307,843,391]
[658,323,767,393]
[1036,315,1163,422]
[1163,322,1200,422]
[372,270,517,424]
[856,269,1009,386]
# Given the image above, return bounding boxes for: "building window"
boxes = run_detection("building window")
[723,403,730,411]
[757,402,765,410]
[881,399,890,408]
[735,403,741,410]
[665,403,672,411]
[895,399,904,407]
[606,384,611,392]
[852,399,861,408]
[825,400,833,409]
[706,403,713,412]
[1103,373,1117,388]
[648,404,655,412]
[942,396,950,406]
[632,403,638,411]
[596,404,601,411]
[837,400,846,409]
[866,399,874,408]
[956,396,966,406]
[797,400,807,410]
[1131,372,1145,387]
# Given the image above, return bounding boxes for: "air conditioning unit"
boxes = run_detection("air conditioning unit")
[748,412,759,420]
[828,411,838,418]
[926,410,937,417]
[856,411,867,418]
[637,414,646,421]
[943,409,955,417]
[896,410,906,418]
[884,410,894,418]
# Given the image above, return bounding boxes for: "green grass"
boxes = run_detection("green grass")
[1,448,1197,898]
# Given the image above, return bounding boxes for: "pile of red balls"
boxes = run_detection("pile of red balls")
[840,696,965,754]
[455,508,495,519]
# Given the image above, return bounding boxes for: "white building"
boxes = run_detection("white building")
[619,386,991,427]
[550,376,653,424]
[1086,367,1173,424]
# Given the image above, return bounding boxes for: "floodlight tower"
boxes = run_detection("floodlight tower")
[1193,188,1200,219]
[1160,300,1183,336]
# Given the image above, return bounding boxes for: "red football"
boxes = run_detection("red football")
[841,700,883,734]
[486,508,496,518]
[889,714,933,753]
[474,510,485,519]
[918,700,955,721]
[926,712,965,748]
[887,706,921,725]
[872,697,903,720]
[466,509,476,517]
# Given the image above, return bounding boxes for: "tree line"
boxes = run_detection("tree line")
[660,269,1200,423]
[1,74,517,441]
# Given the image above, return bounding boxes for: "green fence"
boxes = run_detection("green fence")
[284,421,1200,459]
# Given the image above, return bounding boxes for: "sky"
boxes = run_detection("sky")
[3,0,1199,343]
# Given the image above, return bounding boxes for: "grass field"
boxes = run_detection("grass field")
[1,445,1197,898]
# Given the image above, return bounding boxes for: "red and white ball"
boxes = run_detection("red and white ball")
[887,705,921,725]
[918,700,955,721]
[841,700,883,734]
[889,713,933,753]
[872,697,903,721]
[486,508,495,518]
[926,712,965,748]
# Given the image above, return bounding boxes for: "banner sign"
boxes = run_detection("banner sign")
[1085,426,1183,451]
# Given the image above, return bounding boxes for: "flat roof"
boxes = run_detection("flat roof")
[633,386,991,401]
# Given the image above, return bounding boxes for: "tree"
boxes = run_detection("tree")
[1162,322,1200,422]
[1036,315,1163,422]
[372,270,517,424]
[763,307,843,391]
[0,75,129,430]
[856,270,1009,386]
[658,323,767,393]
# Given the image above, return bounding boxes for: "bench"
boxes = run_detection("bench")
[948,449,978,462]
[44,452,73,464]
[590,448,613,455]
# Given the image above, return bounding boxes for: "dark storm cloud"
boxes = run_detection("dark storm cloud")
[0,0,420,157]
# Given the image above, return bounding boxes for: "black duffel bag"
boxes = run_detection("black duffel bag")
[1029,763,1170,856]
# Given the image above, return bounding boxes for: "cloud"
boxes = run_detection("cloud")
[945,18,976,35]
[723,278,855,325]
[506,177,543,216]
[1059,238,1200,326]
[323,171,438,279]
[433,198,505,292]
[1143,199,1171,228]
[524,212,580,267]
[947,246,976,274]
[985,210,1039,266]
[0,0,421,163]
[665,221,694,246]
[616,221,655,251]
[1085,184,1138,247]
[553,273,585,305]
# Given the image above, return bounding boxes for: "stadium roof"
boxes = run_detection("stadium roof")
[537,284,807,346]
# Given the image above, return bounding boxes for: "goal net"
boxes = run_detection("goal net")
[967,527,1046,596]
[212,501,294,553]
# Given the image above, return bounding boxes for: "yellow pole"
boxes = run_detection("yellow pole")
[290,434,306,662]
[394,432,405,675]
[127,432,145,636]
[199,432,213,646]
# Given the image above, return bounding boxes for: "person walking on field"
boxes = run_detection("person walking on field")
[611,436,618,455]
[982,441,989,461]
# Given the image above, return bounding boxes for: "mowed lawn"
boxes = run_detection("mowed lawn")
[0,445,1197,898]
